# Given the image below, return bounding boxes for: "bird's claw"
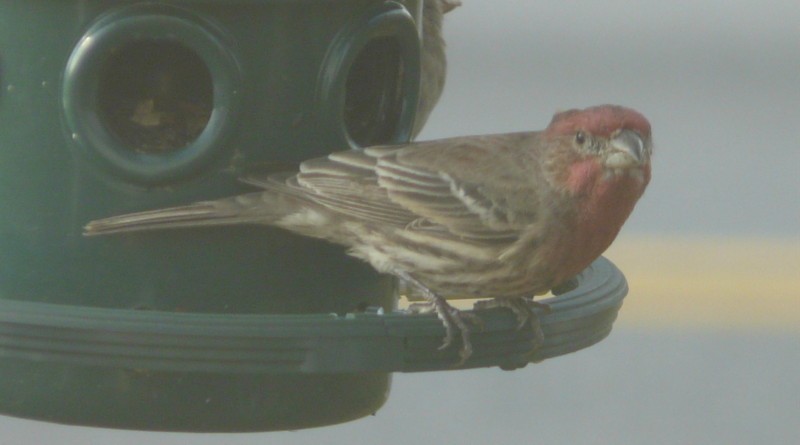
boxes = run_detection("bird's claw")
[432,301,483,365]
[473,297,550,348]
[398,271,483,365]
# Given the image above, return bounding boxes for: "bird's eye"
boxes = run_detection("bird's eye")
[575,131,586,145]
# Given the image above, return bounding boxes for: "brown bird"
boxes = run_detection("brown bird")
[414,0,461,137]
[84,105,652,363]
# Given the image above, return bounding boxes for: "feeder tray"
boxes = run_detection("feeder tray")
[0,256,625,373]
[0,257,626,431]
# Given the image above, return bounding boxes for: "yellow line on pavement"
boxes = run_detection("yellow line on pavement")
[606,234,800,331]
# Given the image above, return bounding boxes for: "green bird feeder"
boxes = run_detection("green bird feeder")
[0,0,629,433]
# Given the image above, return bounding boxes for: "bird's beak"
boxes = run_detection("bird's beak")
[606,129,648,167]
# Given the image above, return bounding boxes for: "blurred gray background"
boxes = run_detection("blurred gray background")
[425,0,800,237]
[3,1,798,443]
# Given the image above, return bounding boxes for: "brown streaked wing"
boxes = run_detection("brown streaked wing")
[290,149,418,226]
[373,134,542,241]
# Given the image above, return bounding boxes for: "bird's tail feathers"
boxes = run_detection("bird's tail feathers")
[83,191,288,236]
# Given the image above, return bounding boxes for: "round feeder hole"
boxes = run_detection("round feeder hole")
[98,40,213,154]
[316,2,420,150]
[344,36,405,147]
[62,5,242,184]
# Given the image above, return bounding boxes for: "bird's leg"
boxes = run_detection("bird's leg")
[397,271,482,364]
[473,297,551,348]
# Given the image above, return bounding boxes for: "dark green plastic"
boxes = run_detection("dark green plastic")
[1,0,420,310]
[0,257,626,373]
[0,257,627,431]
[0,0,421,432]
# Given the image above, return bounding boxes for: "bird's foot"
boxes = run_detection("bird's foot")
[473,297,551,348]
[409,298,483,364]
[398,272,482,365]
[433,299,484,364]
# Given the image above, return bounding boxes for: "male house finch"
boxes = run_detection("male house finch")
[414,0,461,137]
[84,105,652,362]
